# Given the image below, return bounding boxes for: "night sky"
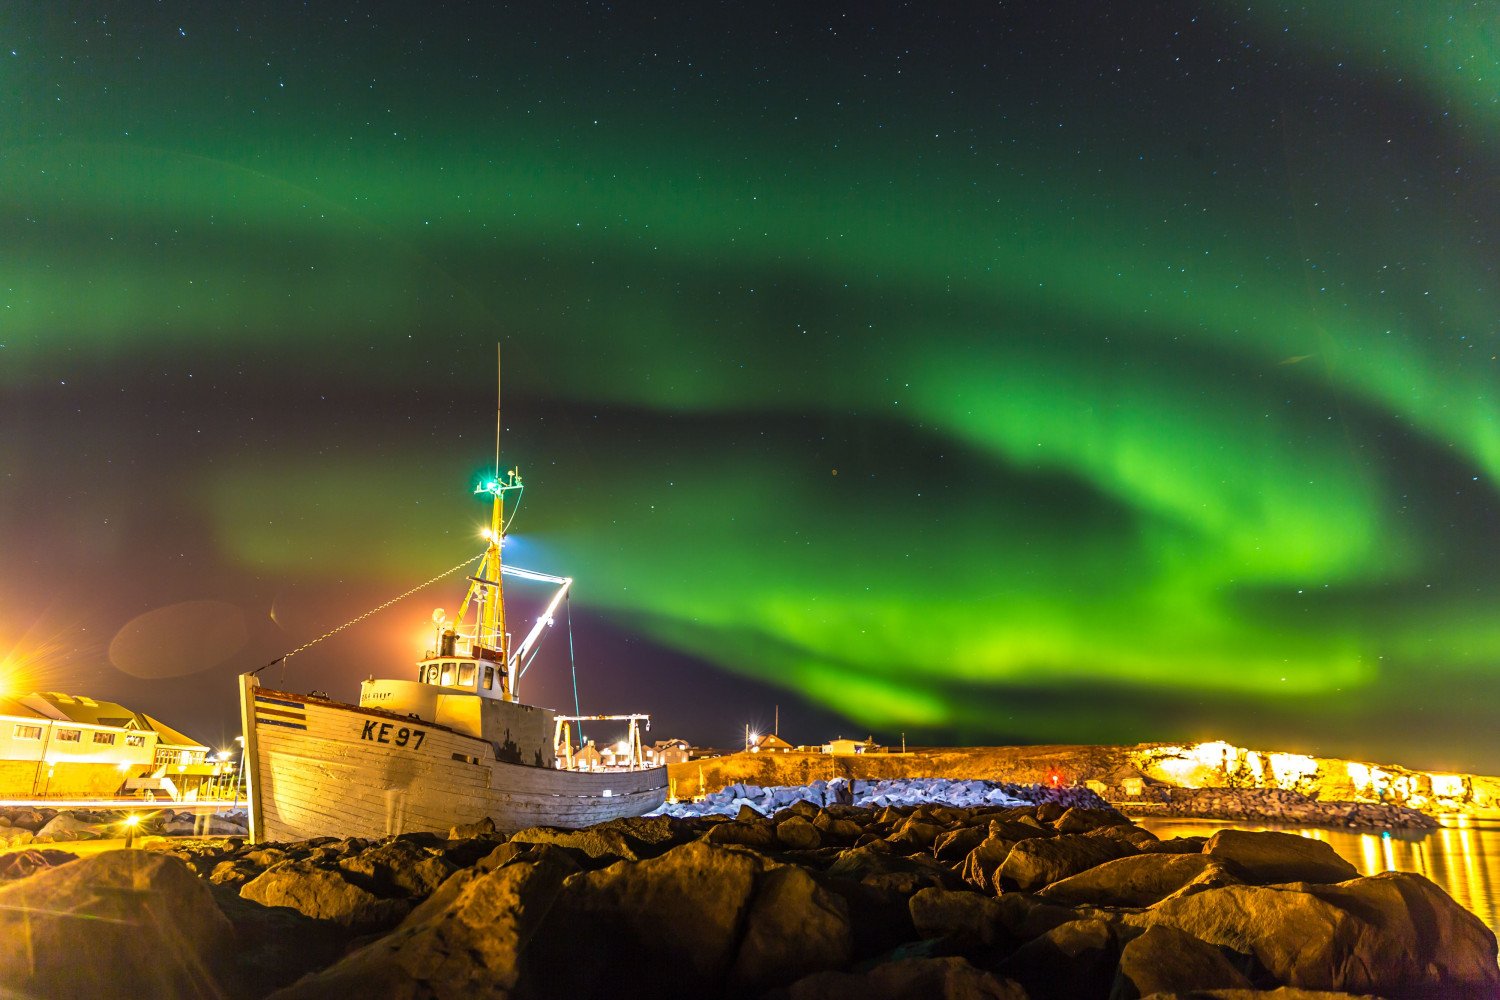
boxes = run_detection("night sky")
[3,4,1498,772]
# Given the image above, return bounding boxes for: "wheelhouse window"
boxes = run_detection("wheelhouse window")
[458,663,476,687]
[440,663,455,685]
[482,666,494,690]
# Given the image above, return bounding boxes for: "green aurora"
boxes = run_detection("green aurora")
[2,3,1497,768]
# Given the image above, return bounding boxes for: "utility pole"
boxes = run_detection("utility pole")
[901,732,906,754]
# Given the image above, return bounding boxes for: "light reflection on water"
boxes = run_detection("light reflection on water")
[1135,817,1500,937]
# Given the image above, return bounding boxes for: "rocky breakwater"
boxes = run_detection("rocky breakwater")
[1125,786,1440,830]
[0,804,248,845]
[653,776,1113,818]
[0,797,1494,999]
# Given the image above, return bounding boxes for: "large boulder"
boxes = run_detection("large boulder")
[1110,924,1252,998]
[241,859,410,929]
[960,834,1015,892]
[999,833,1130,891]
[909,886,1009,950]
[781,957,1028,1000]
[0,850,231,998]
[826,843,958,895]
[339,838,457,897]
[0,847,76,881]
[532,840,851,999]
[32,812,108,841]
[266,853,571,998]
[1202,830,1358,885]
[1129,871,1500,997]
[510,822,655,863]
[1036,853,1236,908]
[776,815,823,851]
[996,917,1123,1000]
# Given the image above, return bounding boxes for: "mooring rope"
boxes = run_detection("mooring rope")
[252,552,483,675]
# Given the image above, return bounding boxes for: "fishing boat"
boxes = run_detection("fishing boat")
[237,391,667,843]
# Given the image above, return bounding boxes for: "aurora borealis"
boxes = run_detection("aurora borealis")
[3,4,1498,770]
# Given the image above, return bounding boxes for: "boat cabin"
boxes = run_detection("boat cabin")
[358,644,555,769]
[415,651,506,697]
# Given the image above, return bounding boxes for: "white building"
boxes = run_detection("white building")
[0,692,213,800]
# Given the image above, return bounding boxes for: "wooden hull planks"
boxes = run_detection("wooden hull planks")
[240,678,667,842]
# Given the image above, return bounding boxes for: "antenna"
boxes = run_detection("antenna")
[504,346,510,482]
[494,343,502,481]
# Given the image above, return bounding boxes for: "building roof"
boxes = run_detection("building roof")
[141,714,210,751]
[13,692,209,750]
[22,692,152,730]
[0,695,48,720]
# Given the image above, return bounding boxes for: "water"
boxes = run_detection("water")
[1136,816,1500,938]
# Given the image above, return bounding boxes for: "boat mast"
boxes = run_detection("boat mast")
[457,346,523,698]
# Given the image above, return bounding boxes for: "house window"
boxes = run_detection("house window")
[56,729,81,743]
[155,748,178,765]
[13,725,42,740]
[125,734,147,747]
[93,731,117,745]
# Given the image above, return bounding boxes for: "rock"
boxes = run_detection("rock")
[1087,823,1160,852]
[339,838,457,897]
[0,826,33,848]
[0,850,231,998]
[826,843,958,895]
[1110,924,1252,998]
[241,859,411,929]
[933,826,988,863]
[267,852,571,999]
[960,833,1015,892]
[996,917,1123,1000]
[909,886,1009,950]
[1054,807,1125,833]
[0,847,76,881]
[706,818,778,850]
[781,957,1028,1000]
[32,812,107,841]
[1135,990,1389,999]
[209,858,260,887]
[813,810,866,843]
[738,802,766,820]
[534,840,852,999]
[999,833,1129,891]
[777,815,823,850]
[511,824,650,864]
[1202,829,1358,885]
[1141,835,1207,855]
[731,864,853,992]
[447,815,498,839]
[889,817,947,852]
[1130,871,1500,997]
[1037,854,1235,908]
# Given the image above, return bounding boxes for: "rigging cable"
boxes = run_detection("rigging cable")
[251,552,483,675]
[566,593,584,742]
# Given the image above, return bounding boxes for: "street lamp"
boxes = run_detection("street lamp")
[122,813,140,849]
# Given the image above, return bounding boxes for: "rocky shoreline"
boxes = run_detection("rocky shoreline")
[1120,785,1439,830]
[0,785,1495,999]
[0,804,248,846]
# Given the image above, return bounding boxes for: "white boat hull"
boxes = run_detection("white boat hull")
[240,680,667,843]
